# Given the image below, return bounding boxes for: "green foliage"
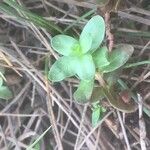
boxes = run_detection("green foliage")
[101,44,134,73]
[74,80,94,103]
[93,44,134,73]
[73,54,95,80]
[48,56,76,82]
[0,70,13,100]
[80,15,105,52]
[92,102,106,127]
[49,15,135,113]
[51,35,79,56]
[49,15,105,102]
[79,34,92,53]
[93,46,110,69]
[49,54,95,82]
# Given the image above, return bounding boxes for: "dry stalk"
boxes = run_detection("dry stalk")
[45,77,63,150]
[137,93,147,150]
[117,111,131,150]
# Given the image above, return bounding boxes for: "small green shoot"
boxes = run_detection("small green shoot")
[92,101,106,127]
[0,69,13,100]
[49,15,105,103]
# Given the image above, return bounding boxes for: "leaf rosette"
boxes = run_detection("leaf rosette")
[49,15,135,109]
[49,15,105,103]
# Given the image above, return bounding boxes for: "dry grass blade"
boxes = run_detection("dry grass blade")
[138,94,147,150]
[7,116,21,150]
[117,111,131,150]
[0,50,22,76]
[74,104,89,150]
[50,0,95,8]
[77,111,113,149]
[1,0,63,33]
[118,11,150,25]
[45,57,63,150]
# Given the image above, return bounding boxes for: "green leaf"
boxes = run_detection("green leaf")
[73,54,95,80]
[93,46,110,69]
[0,86,13,100]
[79,33,92,54]
[92,105,101,127]
[92,103,106,127]
[48,56,75,82]
[48,54,95,82]
[99,44,134,73]
[80,15,105,52]
[51,35,79,56]
[74,80,94,103]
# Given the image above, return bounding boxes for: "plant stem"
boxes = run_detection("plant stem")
[95,73,106,87]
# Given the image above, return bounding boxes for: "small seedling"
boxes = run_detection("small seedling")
[0,68,13,100]
[49,15,105,103]
[92,101,106,127]
[49,15,136,117]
